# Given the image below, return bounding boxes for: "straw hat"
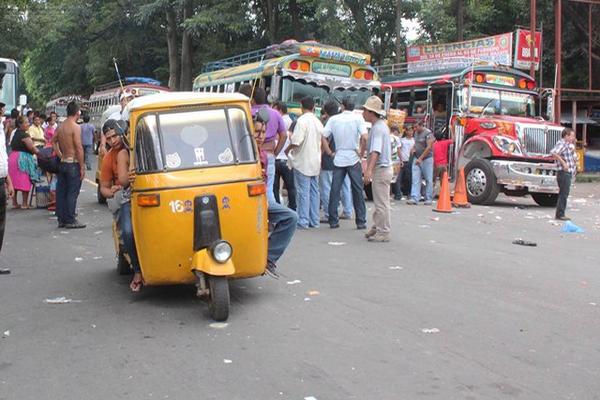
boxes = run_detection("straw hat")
[362,96,386,117]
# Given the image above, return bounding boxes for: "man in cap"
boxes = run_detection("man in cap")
[362,96,393,242]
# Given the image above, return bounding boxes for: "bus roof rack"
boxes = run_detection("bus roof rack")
[202,48,268,73]
[94,77,162,92]
[376,57,499,78]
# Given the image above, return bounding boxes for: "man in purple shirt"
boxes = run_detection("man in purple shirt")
[240,84,287,205]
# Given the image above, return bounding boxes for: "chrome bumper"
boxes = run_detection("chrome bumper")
[491,160,559,194]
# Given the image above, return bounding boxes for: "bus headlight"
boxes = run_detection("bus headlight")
[211,241,233,263]
[493,136,523,155]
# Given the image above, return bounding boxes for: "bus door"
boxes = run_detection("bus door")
[428,83,456,178]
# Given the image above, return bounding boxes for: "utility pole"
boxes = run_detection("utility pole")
[530,0,537,78]
[554,0,562,123]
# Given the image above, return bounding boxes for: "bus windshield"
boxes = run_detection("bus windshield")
[281,79,373,108]
[468,87,536,118]
[0,73,17,112]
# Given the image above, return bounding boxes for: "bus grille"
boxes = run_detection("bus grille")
[522,126,563,156]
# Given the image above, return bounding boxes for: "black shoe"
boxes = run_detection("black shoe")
[330,223,340,229]
[556,216,571,221]
[58,223,66,228]
[265,260,279,279]
[356,224,367,230]
[65,221,86,229]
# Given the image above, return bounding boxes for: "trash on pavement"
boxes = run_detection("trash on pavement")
[512,239,537,247]
[388,266,403,270]
[209,323,228,329]
[0,268,10,275]
[305,397,318,400]
[421,328,440,334]
[327,241,346,246]
[44,297,80,304]
[307,290,320,296]
[2,330,9,338]
[223,359,232,364]
[430,217,439,221]
[561,221,585,233]
[74,257,83,262]
[286,280,301,285]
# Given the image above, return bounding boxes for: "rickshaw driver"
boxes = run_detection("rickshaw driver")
[99,120,143,292]
[253,109,298,278]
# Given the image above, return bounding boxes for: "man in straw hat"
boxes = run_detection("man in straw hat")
[362,96,393,242]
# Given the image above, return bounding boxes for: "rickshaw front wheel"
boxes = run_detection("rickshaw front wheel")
[208,276,230,322]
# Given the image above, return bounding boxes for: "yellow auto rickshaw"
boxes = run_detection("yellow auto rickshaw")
[117,92,268,321]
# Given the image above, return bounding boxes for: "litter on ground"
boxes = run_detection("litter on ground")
[421,328,441,334]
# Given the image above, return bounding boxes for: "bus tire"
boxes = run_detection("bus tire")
[531,193,559,207]
[465,158,500,205]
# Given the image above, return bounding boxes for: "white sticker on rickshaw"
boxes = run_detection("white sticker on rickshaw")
[218,148,234,164]
[193,147,208,166]
[166,152,182,168]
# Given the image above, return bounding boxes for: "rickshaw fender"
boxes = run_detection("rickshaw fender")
[191,250,235,276]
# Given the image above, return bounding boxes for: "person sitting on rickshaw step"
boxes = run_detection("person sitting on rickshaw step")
[99,120,143,292]
[253,108,298,278]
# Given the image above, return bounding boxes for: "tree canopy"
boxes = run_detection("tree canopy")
[0,0,595,108]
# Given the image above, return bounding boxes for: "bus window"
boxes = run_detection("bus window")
[331,88,371,108]
[391,91,410,112]
[281,79,328,106]
[413,90,427,116]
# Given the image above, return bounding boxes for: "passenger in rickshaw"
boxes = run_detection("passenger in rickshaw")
[98,120,142,292]
[253,109,298,277]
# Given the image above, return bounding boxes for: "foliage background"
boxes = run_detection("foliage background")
[0,0,597,108]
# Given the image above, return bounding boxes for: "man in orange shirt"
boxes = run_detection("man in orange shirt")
[99,120,142,292]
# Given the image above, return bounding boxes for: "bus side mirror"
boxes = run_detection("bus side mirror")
[19,94,27,106]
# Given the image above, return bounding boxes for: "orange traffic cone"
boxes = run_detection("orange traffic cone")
[452,168,471,208]
[433,171,453,213]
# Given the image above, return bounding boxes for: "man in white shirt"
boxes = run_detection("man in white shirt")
[0,102,15,255]
[287,97,322,229]
[272,102,296,210]
[321,97,368,229]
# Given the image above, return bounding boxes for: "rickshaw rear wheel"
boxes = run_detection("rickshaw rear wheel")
[208,276,230,322]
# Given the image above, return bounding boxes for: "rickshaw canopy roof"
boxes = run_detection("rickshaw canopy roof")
[126,92,250,114]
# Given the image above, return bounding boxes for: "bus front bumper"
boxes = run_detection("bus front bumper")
[491,160,559,194]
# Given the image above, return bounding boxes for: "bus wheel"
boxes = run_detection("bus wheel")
[208,276,230,322]
[531,193,558,207]
[465,158,500,205]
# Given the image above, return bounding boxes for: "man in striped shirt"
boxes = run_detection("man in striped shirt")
[550,128,577,221]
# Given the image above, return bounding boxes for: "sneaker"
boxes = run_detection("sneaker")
[296,224,309,230]
[368,233,390,242]
[57,223,66,228]
[406,199,417,205]
[265,260,279,279]
[364,227,377,238]
[556,216,571,221]
[65,221,86,229]
[356,224,367,230]
[340,214,352,220]
[424,201,433,206]
[330,223,340,229]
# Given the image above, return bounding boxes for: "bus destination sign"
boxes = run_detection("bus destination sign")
[300,45,371,66]
[311,62,352,77]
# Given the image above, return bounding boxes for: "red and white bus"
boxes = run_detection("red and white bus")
[380,61,562,206]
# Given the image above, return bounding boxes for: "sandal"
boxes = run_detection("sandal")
[129,273,143,292]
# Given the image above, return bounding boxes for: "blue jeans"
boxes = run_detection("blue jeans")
[116,202,140,272]
[266,153,276,206]
[319,170,352,218]
[293,170,320,228]
[410,157,434,202]
[0,178,6,253]
[267,202,298,263]
[56,162,82,225]
[328,163,366,226]
[83,145,94,169]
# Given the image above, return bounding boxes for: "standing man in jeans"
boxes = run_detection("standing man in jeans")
[52,102,86,229]
[551,128,577,221]
[322,97,367,229]
[80,114,95,170]
[0,101,14,255]
[362,96,393,242]
[288,97,323,229]
[407,120,434,205]
[272,101,296,210]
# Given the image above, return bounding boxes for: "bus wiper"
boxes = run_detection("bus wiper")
[479,99,495,117]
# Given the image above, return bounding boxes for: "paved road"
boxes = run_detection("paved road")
[1,166,600,400]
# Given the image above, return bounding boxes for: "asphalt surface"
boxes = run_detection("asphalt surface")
[1,163,600,400]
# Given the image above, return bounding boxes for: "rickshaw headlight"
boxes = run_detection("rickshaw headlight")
[211,241,233,263]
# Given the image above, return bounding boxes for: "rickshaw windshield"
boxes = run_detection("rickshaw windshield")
[135,107,255,173]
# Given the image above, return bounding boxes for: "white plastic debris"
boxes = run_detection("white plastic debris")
[223,359,232,364]
[94,231,103,235]
[421,328,440,334]
[304,297,311,302]
[44,297,79,304]
[2,330,9,338]
[388,266,403,270]
[74,257,83,262]
[92,256,103,260]
[495,216,502,220]
[327,241,346,246]
[305,397,318,400]
[286,280,302,285]
[589,303,597,306]
[430,217,440,221]
[209,323,228,329]
[573,198,587,204]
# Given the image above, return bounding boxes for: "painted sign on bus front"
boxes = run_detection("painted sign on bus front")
[513,29,542,71]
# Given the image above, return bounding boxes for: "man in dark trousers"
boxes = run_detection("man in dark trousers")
[0,101,14,261]
[551,128,577,221]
